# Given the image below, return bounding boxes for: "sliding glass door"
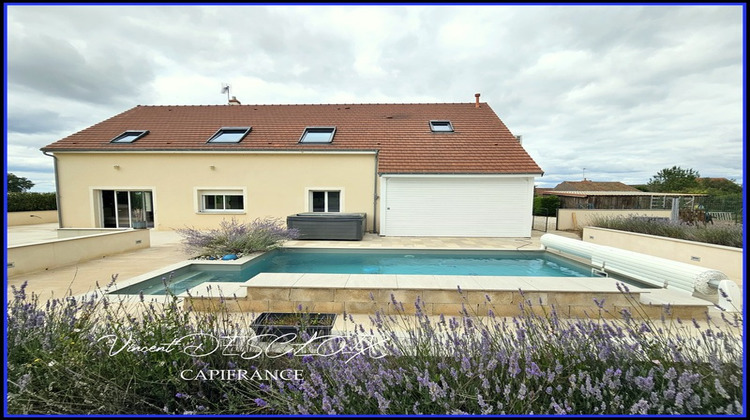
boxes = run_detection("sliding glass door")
[101,190,154,228]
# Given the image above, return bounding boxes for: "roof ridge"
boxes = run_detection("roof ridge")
[135,102,490,107]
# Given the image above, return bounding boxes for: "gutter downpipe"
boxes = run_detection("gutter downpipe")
[373,150,379,234]
[42,150,63,228]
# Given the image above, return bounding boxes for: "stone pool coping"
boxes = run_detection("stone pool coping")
[179,273,713,320]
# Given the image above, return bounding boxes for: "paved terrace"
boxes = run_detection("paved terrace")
[7,225,743,359]
[7,223,727,323]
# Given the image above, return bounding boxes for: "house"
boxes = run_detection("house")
[696,177,743,194]
[542,180,703,209]
[41,96,543,237]
[552,180,640,193]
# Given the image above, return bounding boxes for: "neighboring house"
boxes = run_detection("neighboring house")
[552,180,640,193]
[41,97,543,237]
[696,177,743,193]
[543,180,703,209]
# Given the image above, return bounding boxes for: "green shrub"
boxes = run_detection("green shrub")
[8,192,57,212]
[533,195,560,216]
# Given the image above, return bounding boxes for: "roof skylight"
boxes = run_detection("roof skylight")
[110,130,149,143]
[299,127,336,143]
[207,127,252,143]
[429,121,454,132]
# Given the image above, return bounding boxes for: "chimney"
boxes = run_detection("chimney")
[515,135,523,144]
[474,93,480,108]
[228,96,241,105]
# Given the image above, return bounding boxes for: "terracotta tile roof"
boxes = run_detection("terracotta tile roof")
[534,187,554,196]
[697,177,732,183]
[543,191,705,197]
[41,103,543,175]
[552,180,640,192]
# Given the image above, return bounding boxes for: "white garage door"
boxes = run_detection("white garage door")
[381,176,533,237]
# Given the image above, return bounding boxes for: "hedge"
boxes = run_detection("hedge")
[8,192,57,212]
[533,195,560,216]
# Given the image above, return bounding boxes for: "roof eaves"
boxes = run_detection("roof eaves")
[40,147,380,153]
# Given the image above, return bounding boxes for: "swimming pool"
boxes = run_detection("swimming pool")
[111,248,639,296]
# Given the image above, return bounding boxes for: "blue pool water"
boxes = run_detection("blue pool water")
[112,249,600,296]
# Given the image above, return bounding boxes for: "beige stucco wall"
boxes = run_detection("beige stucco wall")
[7,229,150,277]
[53,152,378,231]
[6,210,58,226]
[583,226,743,286]
[557,209,672,231]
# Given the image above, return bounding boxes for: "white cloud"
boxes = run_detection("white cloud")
[5,4,744,191]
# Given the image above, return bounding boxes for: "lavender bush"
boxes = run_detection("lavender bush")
[176,217,299,258]
[6,278,293,414]
[256,291,743,415]
[589,215,742,248]
[6,280,744,415]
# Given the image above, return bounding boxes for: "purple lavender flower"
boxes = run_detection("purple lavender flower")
[675,392,685,407]
[634,375,655,392]
[630,399,650,414]
[620,308,633,322]
[460,356,471,373]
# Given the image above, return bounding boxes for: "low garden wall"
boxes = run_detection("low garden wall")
[6,210,58,226]
[56,228,136,239]
[7,229,150,277]
[583,226,743,286]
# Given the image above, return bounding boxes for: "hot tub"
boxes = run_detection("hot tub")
[287,213,366,240]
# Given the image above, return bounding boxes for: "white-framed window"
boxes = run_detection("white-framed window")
[197,189,245,213]
[309,190,341,212]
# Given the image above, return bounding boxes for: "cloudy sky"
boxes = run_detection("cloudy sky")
[5,4,745,191]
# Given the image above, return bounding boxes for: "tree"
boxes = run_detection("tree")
[8,173,34,192]
[646,166,700,193]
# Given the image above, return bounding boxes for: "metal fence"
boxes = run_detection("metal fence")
[658,195,742,224]
[698,195,743,224]
[532,215,551,232]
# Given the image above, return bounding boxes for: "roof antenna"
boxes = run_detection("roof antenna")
[221,83,230,103]
[583,167,586,181]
